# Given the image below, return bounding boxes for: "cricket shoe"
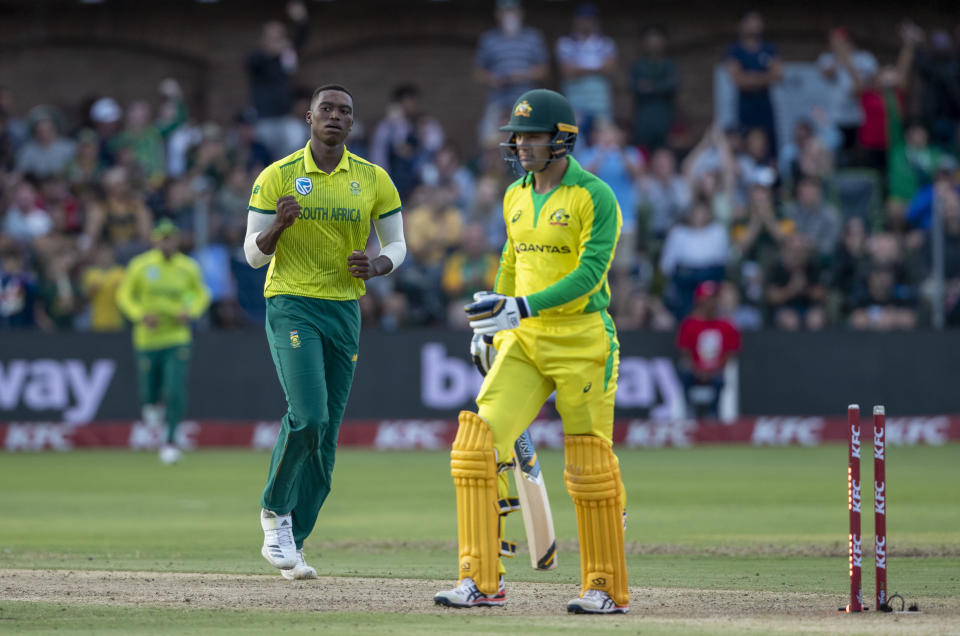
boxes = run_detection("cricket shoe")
[260,509,297,569]
[280,550,317,580]
[434,577,505,608]
[567,589,629,614]
[158,444,182,464]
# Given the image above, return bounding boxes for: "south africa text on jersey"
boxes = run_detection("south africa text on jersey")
[297,207,362,221]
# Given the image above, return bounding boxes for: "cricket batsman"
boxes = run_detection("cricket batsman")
[116,219,211,464]
[434,89,628,614]
[244,84,406,580]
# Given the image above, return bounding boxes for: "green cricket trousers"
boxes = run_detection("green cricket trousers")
[137,344,191,444]
[261,295,360,549]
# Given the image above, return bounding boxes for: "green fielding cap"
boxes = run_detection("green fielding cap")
[500,89,578,135]
[151,218,180,239]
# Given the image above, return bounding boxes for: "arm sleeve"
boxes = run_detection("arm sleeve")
[244,211,275,268]
[493,237,516,296]
[184,260,212,318]
[525,183,620,315]
[371,211,406,273]
[115,261,144,323]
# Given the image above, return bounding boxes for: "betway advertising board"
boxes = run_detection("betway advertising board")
[2,330,960,426]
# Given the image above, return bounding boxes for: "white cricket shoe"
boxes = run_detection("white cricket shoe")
[260,509,297,569]
[280,549,317,580]
[567,589,629,614]
[434,576,505,607]
[159,444,182,464]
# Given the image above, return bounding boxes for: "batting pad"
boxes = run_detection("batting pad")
[564,435,629,607]
[451,411,500,595]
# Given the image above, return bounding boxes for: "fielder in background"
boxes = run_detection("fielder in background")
[434,89,628,614]
[116,219,211,464]
[244,84,406,581]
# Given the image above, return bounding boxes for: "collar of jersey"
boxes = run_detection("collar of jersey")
[522,155,583,188]
[302,141,351,175]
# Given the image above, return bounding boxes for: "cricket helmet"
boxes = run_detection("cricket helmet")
[500,89,578,169]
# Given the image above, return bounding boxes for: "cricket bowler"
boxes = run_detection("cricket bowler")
[116,219,211,465]
[244,84,406,580]
[434,89,628,613]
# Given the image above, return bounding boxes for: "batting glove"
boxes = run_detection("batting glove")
[465,292,530,335]
[470,333,496,376]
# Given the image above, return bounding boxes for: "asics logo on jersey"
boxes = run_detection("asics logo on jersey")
[511,211,522,223]
[548,209,570,226]
[515,242,571,254]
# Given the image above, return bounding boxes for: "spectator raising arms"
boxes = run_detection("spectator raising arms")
[660,198,729,319]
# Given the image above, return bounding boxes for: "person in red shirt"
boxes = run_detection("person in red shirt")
[676,281,741,419]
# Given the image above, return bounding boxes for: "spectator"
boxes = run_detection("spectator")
[765,233,828,330]
[737,126,778,192]
[630,25,679,151]
[831,215,870,315]
[0,100,16,172]
[0,247,43,329]
[38,176,83,237]
[914,28,960,147]
[578,120,644,269]
[15,106,75,179]
[245,0,309,158]
[420,142,475,214]
[612,287,675,331]
[778,112,840,185]
[3,178,52,242]
[782,177,841,259]
[637,147,691,240]
[65,128,103,193]
[818,28,879,156]
[0,87,28,150]
[683,124,737,225]
[88,97,123,167]
[441,222,498,327]
[676,281,741,418]
[80,244,125,332]
[556,2,618,123]
[907,156,960,230]
[36,248,78,330]
[835,21,920,173]
[474,0,549,140]
[921,193,960,324]
[659,198,729,319]
[83,166,152,260]
[850,267,919,330]
[226,108,271,174]
[890,120,954,201]
[731,183,789,265]
[370,84,445,201]
[110,100,167,190]
[724,10,782,154]
[717,279,763,330]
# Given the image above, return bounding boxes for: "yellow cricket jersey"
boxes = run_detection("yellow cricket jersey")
[248,141,402,300]
[116,249,211,351]
[495,156,622,317]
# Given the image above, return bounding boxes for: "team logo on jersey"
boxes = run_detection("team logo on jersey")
[513,100,532,118]
[349,180,361,195]
[294,177,313,196]
[289,330,302,349]
[548,209,569,226]
[511,210,522,223]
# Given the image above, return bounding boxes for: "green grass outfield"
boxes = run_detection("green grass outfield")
[1,445,958,634]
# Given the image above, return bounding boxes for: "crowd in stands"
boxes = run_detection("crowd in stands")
[2,0,960,333]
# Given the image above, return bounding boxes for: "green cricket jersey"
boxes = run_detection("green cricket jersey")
[116,249,211,350]
[495,156,622,316]
[247,141,402,301]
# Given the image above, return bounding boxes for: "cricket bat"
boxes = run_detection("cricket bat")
[513,430,557,570]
